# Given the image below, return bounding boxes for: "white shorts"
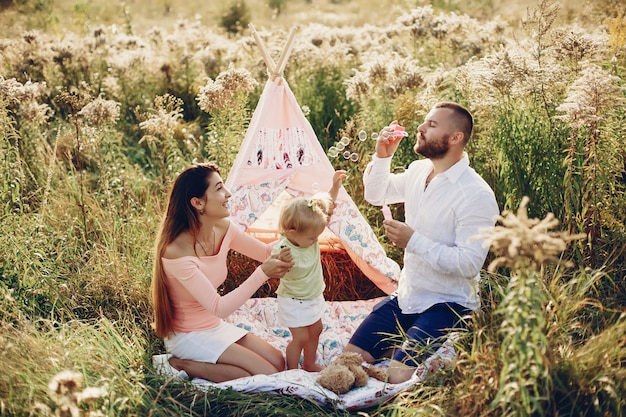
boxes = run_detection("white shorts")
[164,321,248,364]
[277,293,326,328]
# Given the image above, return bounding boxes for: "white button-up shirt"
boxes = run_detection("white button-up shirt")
[363,152,499,313]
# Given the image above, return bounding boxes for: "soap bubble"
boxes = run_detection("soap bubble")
[340,136,351,146]
[358,130,367,141]
[327,146,339,158]
[371,132,379,140]
[350,153,359,162]
[343,151,351,159]
[335,142,345,151]
[381,131,390,139]
[301,154,313,166]
[312,182,320,193]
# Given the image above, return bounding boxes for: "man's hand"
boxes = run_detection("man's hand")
[375,120,406,158]
[383,219,414,248]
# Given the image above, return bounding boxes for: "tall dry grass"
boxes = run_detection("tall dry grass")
[0,0,624,415]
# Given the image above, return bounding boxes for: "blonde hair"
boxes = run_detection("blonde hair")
[278,192,333,234]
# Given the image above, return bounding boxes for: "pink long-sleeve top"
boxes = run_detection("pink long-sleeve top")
[161,221,272,333]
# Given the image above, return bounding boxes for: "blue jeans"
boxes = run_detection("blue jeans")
[348,295,471,366]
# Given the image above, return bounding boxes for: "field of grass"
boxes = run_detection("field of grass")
[1,0,625,415]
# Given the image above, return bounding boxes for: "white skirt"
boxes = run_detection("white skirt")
[164,321,248,364]
[277,293,326,328]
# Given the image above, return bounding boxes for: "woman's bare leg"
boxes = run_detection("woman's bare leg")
[168,357,250,382]
[167,333,284,382]
[236,333,285,372]
[216,337,283,375]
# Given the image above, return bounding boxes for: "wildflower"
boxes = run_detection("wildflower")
[196,64,258,113]
[78,97,121,126]
[48,370,83,397]
[107,49,146,73]
[139,94,183,137]
[44,371,109,417]
[19,101,53,124]
[0,77,25,104]
[475,196,584,271]
[366,57,389,83]
[344,70,370,101]
[552,26,604,64]
[0,77,47,104]
[555,61,622,129]
[75,386,107,404]
[345,52,423,101]
[397,5,435,38]
[23,30,39,44]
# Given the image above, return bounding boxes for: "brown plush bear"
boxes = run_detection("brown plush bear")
[316,352,388,394]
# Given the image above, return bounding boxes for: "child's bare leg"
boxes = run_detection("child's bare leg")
[301,319,323,372]
[285,327,308,369]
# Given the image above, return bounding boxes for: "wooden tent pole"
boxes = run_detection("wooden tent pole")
[249,24,276,75]
[273,26,298,77]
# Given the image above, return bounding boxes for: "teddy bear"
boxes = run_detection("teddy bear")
[316,352,388,394]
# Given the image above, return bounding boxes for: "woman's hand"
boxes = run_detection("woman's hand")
[261,247,294,279]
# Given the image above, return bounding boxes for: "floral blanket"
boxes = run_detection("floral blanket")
[155,297,457,410]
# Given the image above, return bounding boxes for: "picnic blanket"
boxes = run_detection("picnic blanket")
[153,297,457,410]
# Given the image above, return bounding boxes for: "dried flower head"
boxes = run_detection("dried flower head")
[345,69,371,101]
[555,61,622,129]
[475,196,584,271]
[78,97,121,126]
[45,370,108,417]
[0,77,47,104]
[139,94,183,136]
[196,64,258,113]
[0,77,53,123]
[48,370,83,396]
[19,101,53,124]
[345,52,423,102]
[56,90,92,114]
[75,386,108,404]
[552,26,604,64]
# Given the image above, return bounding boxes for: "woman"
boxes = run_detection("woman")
[151,163,294,382]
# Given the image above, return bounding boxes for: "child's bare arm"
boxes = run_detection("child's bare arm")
[328,170,347,203]
[326,170,347,218]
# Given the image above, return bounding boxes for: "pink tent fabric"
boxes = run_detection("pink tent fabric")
[226,71,399,294]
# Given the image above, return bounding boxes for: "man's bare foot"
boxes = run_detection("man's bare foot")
[302,363,324,372]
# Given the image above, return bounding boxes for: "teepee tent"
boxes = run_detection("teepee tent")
[226,25,400,294]
[153,27,458,410]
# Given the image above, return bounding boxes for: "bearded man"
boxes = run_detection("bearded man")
[344,102,499,383]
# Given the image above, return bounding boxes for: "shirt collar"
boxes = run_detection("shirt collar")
[440,152,470,184]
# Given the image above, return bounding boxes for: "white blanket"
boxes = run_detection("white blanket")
[154,297,457,410]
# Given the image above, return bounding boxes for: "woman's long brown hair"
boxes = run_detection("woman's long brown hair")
[151,163,219,338]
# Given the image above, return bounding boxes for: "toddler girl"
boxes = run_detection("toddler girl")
[273,170,346,371]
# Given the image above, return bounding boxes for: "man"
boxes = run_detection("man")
[344,102,499,383]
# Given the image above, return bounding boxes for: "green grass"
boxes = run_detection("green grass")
[0,0,625,415]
